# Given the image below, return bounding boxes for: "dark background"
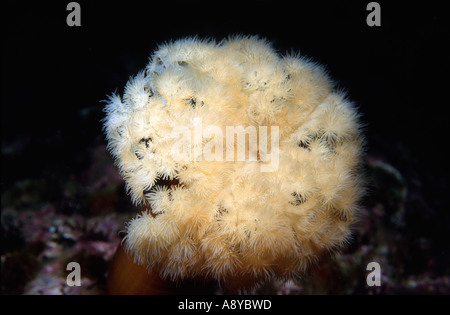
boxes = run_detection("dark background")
[2,0,449,293]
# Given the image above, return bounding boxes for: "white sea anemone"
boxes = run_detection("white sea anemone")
[103,35,365,289]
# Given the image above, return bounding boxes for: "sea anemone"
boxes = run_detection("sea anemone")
[103,35,365,291]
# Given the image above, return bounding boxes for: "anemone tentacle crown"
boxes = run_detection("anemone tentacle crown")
[103,36,365,288]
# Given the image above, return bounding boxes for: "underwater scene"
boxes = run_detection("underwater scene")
[2,1,449,295]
